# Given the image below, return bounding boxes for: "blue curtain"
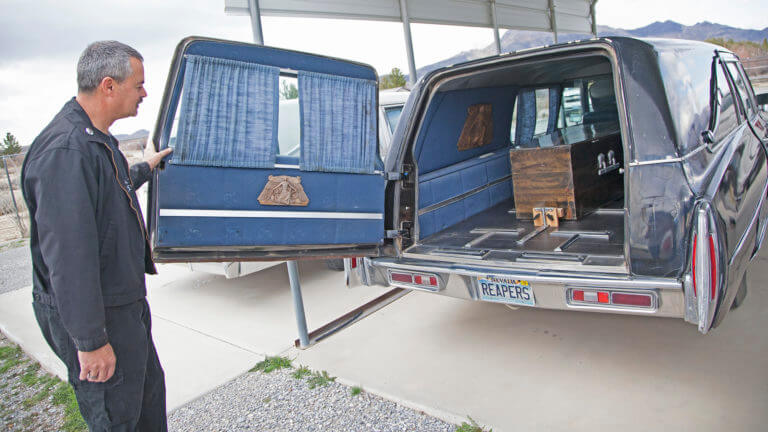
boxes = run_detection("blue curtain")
[298,71,378,174]
[547,85,562,133]
[173,55,280,168]
[514,88,536,147]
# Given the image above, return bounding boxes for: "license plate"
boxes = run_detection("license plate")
[476,275,535,306]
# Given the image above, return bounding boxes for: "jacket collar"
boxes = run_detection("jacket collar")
[63,97,113,144]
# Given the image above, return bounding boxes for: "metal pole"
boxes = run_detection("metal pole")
[3,157,23,234]
[548,0,558,44]
[247,0,264,45]
[590,0,598,37]
[490,0,501,54]
[287,260,310,348]
[398,0,418,86]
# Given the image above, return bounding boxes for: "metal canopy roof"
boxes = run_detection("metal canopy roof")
[224,0,597,83]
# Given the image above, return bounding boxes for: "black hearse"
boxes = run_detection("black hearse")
[149,37,768,334]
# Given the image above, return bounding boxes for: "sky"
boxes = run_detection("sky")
[0,0,766,146]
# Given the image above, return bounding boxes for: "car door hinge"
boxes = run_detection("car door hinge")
[385,171,402,180]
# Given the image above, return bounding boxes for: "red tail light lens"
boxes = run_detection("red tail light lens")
[597,292,610,303]
[390,272,413,283]
[611,293,653,307]
[388,271,440,290]
[708,235,717,300]
[573,290,585,301]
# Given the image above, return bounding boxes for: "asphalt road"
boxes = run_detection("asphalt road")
[0,239,31,294]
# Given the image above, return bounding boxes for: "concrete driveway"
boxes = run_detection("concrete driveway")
[1,248,767,431]
[289,254,768,431]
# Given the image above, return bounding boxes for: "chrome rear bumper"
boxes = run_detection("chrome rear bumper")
[363,257,685,318]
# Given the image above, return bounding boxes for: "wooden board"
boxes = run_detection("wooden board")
[509,132,623,220]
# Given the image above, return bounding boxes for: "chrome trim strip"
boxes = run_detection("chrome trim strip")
[628,144,711,167]
[418,174,513,216]
[370,258,680,289]
[273,164,383,175]
[159,209,383,220]
[729,180,768,266]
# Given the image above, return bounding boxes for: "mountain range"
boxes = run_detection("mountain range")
[416,20,768,77]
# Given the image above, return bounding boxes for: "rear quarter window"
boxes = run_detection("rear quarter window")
[725,61,757,119]
[657,49,712,153]
[714,62,740,142]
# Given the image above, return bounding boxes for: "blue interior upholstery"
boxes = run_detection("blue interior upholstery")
[412,86,517,239]
[418,150,513,238]
[413,86,517,174]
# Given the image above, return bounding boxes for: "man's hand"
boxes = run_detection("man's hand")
[144,147,173,170]
[78,343,116,383]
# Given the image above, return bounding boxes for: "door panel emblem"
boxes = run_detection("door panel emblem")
[258,175,309,206]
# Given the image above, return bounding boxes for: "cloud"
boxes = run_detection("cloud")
[0,0,249,66]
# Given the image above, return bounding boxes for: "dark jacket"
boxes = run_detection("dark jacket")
[22,98,157,352]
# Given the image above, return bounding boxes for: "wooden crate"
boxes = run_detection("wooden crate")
[509,132,623,220]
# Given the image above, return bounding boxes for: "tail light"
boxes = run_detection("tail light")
[690,204,720,334]
[387,270,440,291]
[569,289,654,309]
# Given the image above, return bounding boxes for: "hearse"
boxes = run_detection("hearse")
[148,36,768,334]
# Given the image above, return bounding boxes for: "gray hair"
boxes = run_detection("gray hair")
[77,41,143,93]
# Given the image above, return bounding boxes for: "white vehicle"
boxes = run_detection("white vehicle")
[186,88,410,278]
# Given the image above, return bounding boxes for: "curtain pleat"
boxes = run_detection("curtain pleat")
[547,85,562,134]
[298,71,378,174]
[173,55,279,168]
[514,89,537,147]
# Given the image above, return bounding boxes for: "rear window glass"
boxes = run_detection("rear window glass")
[384,105,404,134]
[510,77,618,146]
[277,76,300,156]
[561,83,585,127]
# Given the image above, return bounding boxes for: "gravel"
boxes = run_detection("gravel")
[0,239,32,295]
[0,333,72,431]
[169,368,456,432]
[0,240,459,431]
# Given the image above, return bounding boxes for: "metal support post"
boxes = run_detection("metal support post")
[490,0,501,54]
[548,0,558,43]
[398,0,418,86]
[287,260,310,348]
[247,0,264,45]
[3,157,22,233]
[590,0,598,37]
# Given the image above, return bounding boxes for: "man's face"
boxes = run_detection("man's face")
[112,57,147,119]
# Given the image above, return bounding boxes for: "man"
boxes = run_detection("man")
[21,41,172,431]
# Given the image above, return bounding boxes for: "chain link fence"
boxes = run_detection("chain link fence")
[1,153,28,241]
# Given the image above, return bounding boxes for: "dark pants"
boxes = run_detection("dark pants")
[33,296,167,431]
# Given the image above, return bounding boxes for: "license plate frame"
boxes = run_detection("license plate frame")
[475,274,535,306]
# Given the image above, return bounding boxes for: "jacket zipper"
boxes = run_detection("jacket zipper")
[99,142,150,243]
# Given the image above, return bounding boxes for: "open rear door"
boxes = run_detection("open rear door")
[148,37,386,262]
